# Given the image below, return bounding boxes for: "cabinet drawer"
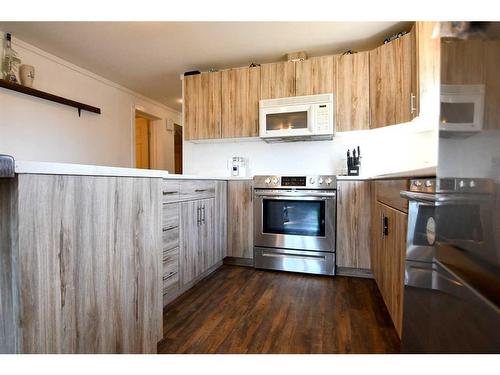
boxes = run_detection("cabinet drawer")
[162,180,180,203]
[162,226,179,251]
[179,180,216,201]
[163,271,179,294]
[162,202,179,230]
[163,247,179,274]
[375,180,409,213]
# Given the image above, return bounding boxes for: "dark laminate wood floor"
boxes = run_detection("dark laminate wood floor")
[158,265,400,354]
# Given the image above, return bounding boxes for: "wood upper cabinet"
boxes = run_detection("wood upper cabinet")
[227,180,253,259]
[295,55,334,96]
[183,72,221,140]
[260,61,296,99]
[336,181,372,270]
[334,52,370,131]
[441,38,485,84]
[221,66,261,138]
[370,29,417,128]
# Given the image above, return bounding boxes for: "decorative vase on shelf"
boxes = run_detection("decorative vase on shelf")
[19,64,35,87]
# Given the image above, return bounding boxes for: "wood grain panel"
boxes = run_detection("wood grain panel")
[162,180,180,203]
[221,66,261,138]
[335,52,370,131]
[200,198,216,270]
[227,180,253,259]
[295,55,334,96]
[260,61,296,99]
[179,180,216,201]
[484,40,500,130]
[336,181,372,270]
[441,38,485,84]
[163,248,179,283]
[370,31,414,128]
[215,181,228,261]
[162,227,179,252]
[180,200,202,286]
[381,203,407,337]
[183,72,221,140]
[375,179,409,213]
[15,174,162,353]
[162,202,179,230]
[0,178,21,354]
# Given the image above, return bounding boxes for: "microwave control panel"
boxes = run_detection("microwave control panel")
[314,104,332,133]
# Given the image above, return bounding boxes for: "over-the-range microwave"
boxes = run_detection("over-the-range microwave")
[259,93,334,142]
[440,84,485,134]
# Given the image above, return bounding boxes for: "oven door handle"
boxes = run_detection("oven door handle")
[400,191,492,205]
[400,191,437,203]
[257,195,335,201]
[255,192,336,199]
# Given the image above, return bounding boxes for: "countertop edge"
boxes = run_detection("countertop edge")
[14,161,252,180]
[336,166,437,181]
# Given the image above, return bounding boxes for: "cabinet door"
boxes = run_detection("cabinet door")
[260,61,295,99]
[227,180,253,259]
[183,72,221,140]
[199,198,216,271]
[379,203,407,337]
[370,31,416,128]
[295,55,334,96]
[221,66,261,138]
[335,52,370,131]
[441,39,484,85]
[336,181,372,269]
[180,200,202,286]
[214,181,227,261]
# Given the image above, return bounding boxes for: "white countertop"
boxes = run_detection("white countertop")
[336,166,436,181]
[14,161,253,180]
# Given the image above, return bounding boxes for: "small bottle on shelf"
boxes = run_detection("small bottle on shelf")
[2,33,21,83]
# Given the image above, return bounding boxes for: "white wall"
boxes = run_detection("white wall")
[183,122,438,178]
[0,33,181,169]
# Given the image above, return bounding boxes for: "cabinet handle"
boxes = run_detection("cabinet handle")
[383,216,389,237]
[410,93,417,114]
[163,191,177,195]
[197,206,201,226]
[202,205,206,224]
[195,189,208,193]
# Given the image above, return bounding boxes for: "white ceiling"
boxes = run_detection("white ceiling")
[0,22,411,111]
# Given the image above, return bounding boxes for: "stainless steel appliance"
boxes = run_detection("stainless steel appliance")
[253,175,336,275]
[440,84,485,134]
[401,181,500,352]
[259,94,334,142]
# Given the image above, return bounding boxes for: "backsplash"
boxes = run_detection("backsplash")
[183,123,438,177]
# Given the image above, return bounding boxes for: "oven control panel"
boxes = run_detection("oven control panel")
[254,175,336,189]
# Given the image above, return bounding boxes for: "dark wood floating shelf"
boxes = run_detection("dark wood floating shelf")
[0,78,101,116]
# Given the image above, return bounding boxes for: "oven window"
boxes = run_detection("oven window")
[266,111,308,131]
[262,199,325,237]
[440,102,475,124]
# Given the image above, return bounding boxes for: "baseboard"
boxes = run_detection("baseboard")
[336,267,374,279]
[223,256,254,267]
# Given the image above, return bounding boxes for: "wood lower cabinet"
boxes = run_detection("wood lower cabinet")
[260,61,296,99]
[372,200,408,338]
[227,180,253,261]
[295,55,334,96]
[221,66,260,138]
[370,29,417,128]
[334,51,370,131]
[336,181,372,273]
[183,71,221,140]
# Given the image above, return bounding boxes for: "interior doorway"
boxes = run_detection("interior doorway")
[135,115,151,169]
[174,124,183,174]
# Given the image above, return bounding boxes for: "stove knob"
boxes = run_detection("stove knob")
[414,180,423,187]
[264,177,271,184]
[309,177,316,184]
[425,180,433,188]
[325,177,332,185]
[318,177,324,184]
[469,180,476,188]
[272,177,279,185]
[459,180,465,188]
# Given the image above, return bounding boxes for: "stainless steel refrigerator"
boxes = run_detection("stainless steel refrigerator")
[401,22,500,353]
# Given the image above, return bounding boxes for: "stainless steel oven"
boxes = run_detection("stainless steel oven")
[253,175,336,275]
